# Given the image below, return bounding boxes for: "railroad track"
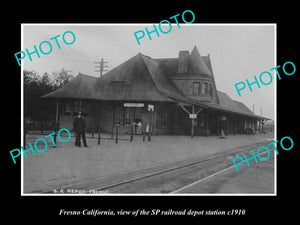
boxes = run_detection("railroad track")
[47,140,275,194]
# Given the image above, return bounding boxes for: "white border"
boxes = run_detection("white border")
[21,24,24,195]
[274,24,277,196]
[21,23,277,196]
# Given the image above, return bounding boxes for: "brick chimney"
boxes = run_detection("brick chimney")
[178,50,189,73]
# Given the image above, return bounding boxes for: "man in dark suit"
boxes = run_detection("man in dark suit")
[73,112,88,147]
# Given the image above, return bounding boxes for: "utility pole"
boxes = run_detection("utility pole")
[94,58,109,77]
[61,68,73,76]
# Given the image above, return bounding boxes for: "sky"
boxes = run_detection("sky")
[22,24,275,120]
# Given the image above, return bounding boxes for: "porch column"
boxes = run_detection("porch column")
[179,104,203,138]
[55,101,59,124]
[55,100,60,130]
[259,119,262,133]
[191,105,195,138]
[226,114,229,135]
[233,116,236,135]
[205,112,209,136]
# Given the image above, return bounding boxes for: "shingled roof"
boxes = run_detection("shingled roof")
[188,46,212,75]
[43,54,169,102]
[42,53,208,108]
[207,91,265,119]
[154,47,213,76]
[42,49,266,119]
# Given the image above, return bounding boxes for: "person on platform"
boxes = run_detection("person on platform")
[73,112,88,147]
[219,116,227,139]
[137,120,142,135]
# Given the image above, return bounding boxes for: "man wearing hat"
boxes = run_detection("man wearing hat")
[73,112,88,147]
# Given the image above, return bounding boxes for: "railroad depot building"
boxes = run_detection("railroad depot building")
[43,46,267,136]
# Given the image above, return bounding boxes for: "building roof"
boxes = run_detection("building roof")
[154,47,213,76]
[207,91,265,119]
[42,53,208,108]
[42,48,267,119]
[188,46,212,76]
[43,54,169,102]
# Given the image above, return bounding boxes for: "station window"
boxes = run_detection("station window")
[74,101,82,106]
[203,82,209,95]
[74,100,82,113]
[81,105,89,116]
[209,84,213,97]
[174,113,180,128]
[162,112,168,127]
[124,108,131,125]
[113,108,121,126]
[73,101,89,116]
[198,114,205,127]
[64,103,71,115]
[193,82,201,95]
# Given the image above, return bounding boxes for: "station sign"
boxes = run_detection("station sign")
[124,103,144,107]
[189,114,197,119]
[148,104,154,111]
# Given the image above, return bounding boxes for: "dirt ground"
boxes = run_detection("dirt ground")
[23,132,274,193]
[175,152,275,194]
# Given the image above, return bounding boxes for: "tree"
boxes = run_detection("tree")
[41,72,51,85]
[24,70,40,86]
[51,68,74,89]
[24,71,44,120]
[23,69,74,127]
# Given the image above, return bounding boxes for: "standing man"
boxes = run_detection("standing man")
[219,116,227,139]
[73,112,88,147]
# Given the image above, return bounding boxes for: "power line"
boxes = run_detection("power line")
[64,70,73,76]
[36,57,96,64]
[94,58,109,77]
